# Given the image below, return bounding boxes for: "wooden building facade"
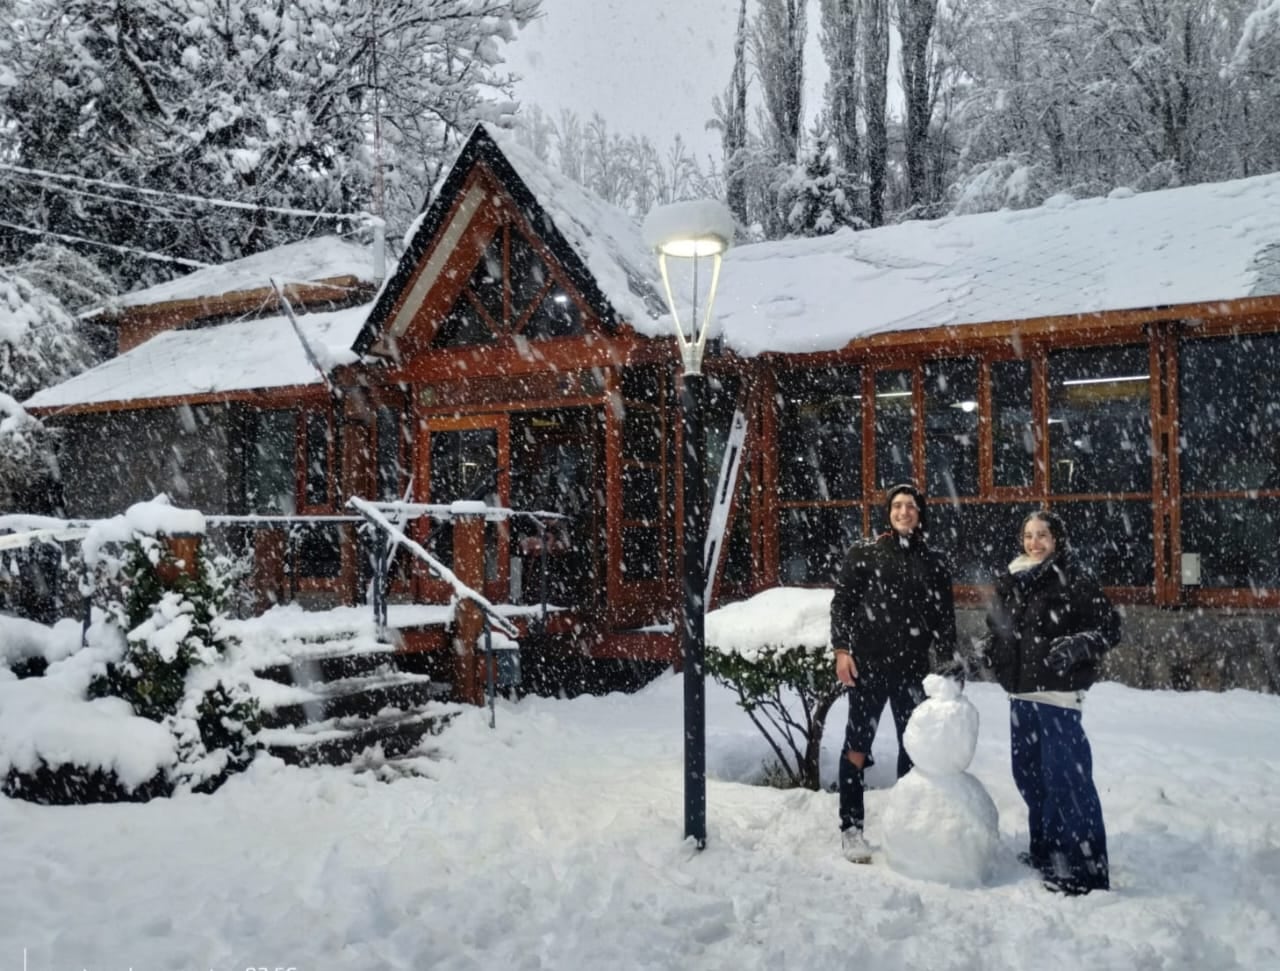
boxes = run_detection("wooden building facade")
[25,126,1280,693]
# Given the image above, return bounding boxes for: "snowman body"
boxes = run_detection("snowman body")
[881,674,1000,887]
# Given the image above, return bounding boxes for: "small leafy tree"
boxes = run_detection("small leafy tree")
[705,642,843,790]
[90,530,260,793]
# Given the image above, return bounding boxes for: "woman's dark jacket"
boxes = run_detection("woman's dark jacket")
[830,530,956,681]
[985,550,1121,694]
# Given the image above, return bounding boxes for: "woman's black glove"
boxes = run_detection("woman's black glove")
[1046,632,1104,676]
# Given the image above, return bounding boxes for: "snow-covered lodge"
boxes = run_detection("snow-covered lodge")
[23,125,1280,695]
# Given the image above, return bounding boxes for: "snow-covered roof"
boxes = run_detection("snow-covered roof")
[487,126,667,325]
[445,130,1280,357]
[111,236,376,310]
[24,304,367,411]
[28,143,1280,414]
[713,176,1280,357]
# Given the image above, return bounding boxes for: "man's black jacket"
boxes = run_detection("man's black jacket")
[830,530,957,680]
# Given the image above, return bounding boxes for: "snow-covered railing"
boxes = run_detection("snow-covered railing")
[347,497,519,639]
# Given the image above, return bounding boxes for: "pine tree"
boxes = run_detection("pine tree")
[89,529,260,792]
[780,137,866,237]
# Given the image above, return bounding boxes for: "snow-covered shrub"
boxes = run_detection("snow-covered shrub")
[705,588,843,791]
[88,522,260,794]
[705,644,843,791]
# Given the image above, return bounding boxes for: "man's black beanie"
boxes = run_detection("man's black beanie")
[886,482,927,530]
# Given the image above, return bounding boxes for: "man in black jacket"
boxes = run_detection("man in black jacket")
[831,483,956,863]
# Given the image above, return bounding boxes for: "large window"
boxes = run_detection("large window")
[924,358,978,498]
[247,410,295,514]
[875,369,914,488]
[1179,334,1280,493]
[619,365,669,582]
[992,359,1034,489]
[1179,334,1280,590]
[434,223,584,348]
[1048,346,1150,495]
[929,502,1039,585]
[776,367,863,583]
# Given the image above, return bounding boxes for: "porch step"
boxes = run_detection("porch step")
[257,706,461,767]
[239,616,460,768]
[253,645,414,687]
[256,670,452,729]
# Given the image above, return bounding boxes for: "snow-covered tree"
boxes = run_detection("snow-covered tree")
[862,0,891,225]
[944,0,1280,213]
[819,0,860,188]
[0,0,540,290]
[0,268,96,511]
[89,528,260,793]
[709,0,751,227]
[779,136,866,236]
[897,0,940,209]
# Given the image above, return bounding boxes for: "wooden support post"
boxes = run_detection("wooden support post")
[452,512,487,706]
[157,533,201,586]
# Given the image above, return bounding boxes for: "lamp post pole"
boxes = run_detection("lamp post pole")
[680,349,707,849]
[642,199,734,852]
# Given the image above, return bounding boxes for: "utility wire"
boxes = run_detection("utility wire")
[0,160,365,221]
[0,219,210,269]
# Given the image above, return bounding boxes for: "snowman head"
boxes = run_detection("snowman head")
[903,674,980,776]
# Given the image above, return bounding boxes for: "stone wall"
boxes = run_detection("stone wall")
[957,606,1280,694]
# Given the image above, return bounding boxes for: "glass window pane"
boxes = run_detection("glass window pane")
[524,290,584,339]
[293,523,342,579]
[434,298,496,348]
[778,507,861,584]
[622,466,658,519]
[429,429,499,571]
[304,411,329,507]
[623,410,660,463]
[1182,497,1280,588]
[622,527,660,579]
[508,231,548,321]
[471,235,505,324]
[924,359,978,498]
[875,369,914,489]
[621,365,661,405]
[375,406,402,502]
[1053,499,1154,587]
[1048,346,1150,494]
[247,410,295,514]
[777,367,862,501]
[928,502,1040,585]
[1179,334,1280,493]
[992,359,1035,489]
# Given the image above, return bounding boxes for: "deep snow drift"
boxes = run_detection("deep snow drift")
[2,670,1278,970]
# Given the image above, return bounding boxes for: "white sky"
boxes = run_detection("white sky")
[2,587,1279,968]
[505,0,830,160]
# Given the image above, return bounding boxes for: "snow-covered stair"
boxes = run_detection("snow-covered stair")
[231,607,460,767]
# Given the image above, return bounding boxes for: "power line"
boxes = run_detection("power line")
[0,161,366,221]
[0,220,210,269]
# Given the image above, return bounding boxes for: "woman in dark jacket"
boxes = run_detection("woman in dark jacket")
[984,510,1121,895]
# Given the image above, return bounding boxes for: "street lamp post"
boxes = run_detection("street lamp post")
[642,200,735,850]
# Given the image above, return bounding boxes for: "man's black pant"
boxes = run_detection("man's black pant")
[839,664,924,831]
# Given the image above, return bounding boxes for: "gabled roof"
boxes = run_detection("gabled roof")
[24,304,367,412]
[111,236,377,311]
[351,124,666,356]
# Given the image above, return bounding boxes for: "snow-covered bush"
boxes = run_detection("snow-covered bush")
[88,527,260,794]
[704,588,842,790]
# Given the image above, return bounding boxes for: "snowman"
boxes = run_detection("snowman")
[880,673,1000,888]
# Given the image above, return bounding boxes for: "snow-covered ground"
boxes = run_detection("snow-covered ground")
[3,672,1278,970]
